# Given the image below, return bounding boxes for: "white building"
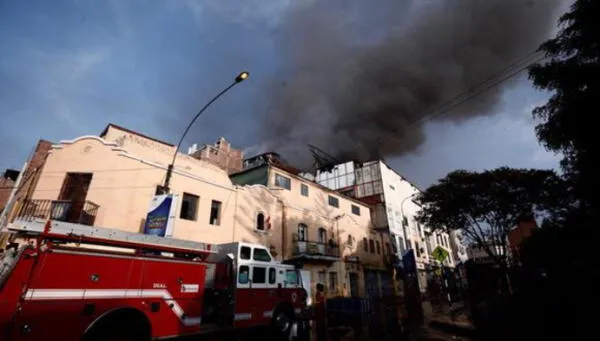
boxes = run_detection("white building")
[466,243,506,264]
[315,160,458,290]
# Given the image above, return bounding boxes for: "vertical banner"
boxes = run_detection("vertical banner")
[402,249,424,327]
[143,194,178,237]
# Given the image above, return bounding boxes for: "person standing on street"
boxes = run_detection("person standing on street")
[315,283,327,341]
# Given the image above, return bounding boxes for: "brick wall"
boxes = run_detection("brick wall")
[508,220,536,262]
[15,140,53,199]
[191,137,243,174]
[1,140,53,218]
[0,177,15,211]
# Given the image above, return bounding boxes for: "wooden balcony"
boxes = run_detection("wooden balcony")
[290,238,340,264]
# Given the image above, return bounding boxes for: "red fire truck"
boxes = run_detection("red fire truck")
[0,219,309,340]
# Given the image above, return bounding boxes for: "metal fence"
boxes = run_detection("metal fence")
[15,199,99,226]
[326,296,401,339]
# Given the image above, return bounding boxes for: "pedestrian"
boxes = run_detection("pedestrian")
[315,283,327,341]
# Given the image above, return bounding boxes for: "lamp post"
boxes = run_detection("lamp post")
[161,71,249,194]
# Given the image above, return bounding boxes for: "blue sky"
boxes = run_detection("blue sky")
[0,0,561,187]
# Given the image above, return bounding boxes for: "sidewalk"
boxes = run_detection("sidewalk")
[421,300,475,340]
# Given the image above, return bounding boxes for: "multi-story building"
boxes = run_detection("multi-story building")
[316,160,457,291]
[187,137,243,174]
[6,124,389,301]
[231,153,391,299]
[466,243,507,264]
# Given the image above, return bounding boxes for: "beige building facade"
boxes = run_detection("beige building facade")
[10,124,391,300]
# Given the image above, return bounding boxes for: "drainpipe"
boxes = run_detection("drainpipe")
[280,199,286,261]
[231,186,239,242]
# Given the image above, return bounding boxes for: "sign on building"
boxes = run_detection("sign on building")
[143,194,178,237]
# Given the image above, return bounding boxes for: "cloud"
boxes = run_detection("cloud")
[183,0,297,28]
[27,47,109,127]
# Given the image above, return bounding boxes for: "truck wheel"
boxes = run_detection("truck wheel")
[272,307,293,338]
[86,325,141,341]
[84,308,150,341]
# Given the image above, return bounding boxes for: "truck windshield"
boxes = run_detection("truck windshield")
[285,269,299,286]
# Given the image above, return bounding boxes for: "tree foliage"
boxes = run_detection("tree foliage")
[528,0,600,221]
[415,167,566,266]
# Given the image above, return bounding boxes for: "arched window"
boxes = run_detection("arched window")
[318,228,327,244]
[298,223,307,241]
[256,213,265,231]
[347,235,353,246]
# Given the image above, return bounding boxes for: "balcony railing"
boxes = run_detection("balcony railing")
[15,199,100,226]
[292,240,340,260]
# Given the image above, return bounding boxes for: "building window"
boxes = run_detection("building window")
[318,228,327,244]
[389,185,395,190]
[415,242,421,257]
[329,272,338,292]
[253,248,272,262]
[347,235,353,246]
[328,196,339,208]
[180,193,199,221]
[253,266,266,284]
[240,246,251,260]
[398,236,406,255]
[209,200,222,225]
[391,239,398,253]
[239,266,249,284]
[269,268,276,284]
[275,174,291,190]
[300,184,309,197]
[351,205,360,216]
[376,241,381,254]
[369,239,375,253]
[318,271,326,285]
[298,223,307,241]
[363,238,368,251]
[256,212,265,231]
[386,243,391,255]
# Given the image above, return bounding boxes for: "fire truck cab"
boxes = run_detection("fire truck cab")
[0,220,308,341]
[204,242,308,333]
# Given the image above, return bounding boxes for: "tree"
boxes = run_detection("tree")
[528,0,600,223]
[415,167,566,269]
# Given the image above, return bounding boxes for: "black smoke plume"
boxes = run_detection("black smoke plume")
[259,0,563,167]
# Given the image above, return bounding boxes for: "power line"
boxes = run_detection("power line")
[373,51,547,145]
[413,51,543,125]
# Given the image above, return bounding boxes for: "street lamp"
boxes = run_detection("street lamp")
[161,71,249,194]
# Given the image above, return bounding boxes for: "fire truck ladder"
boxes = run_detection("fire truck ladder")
[7,219,218,254]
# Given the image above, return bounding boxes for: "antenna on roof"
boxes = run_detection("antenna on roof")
[308,144,341,172]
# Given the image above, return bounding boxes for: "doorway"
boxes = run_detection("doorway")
[349,272,359,297]
[58,173,93,223]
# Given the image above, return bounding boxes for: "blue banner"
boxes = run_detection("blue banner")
[402,249,420,292]
[143,195,174,237]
